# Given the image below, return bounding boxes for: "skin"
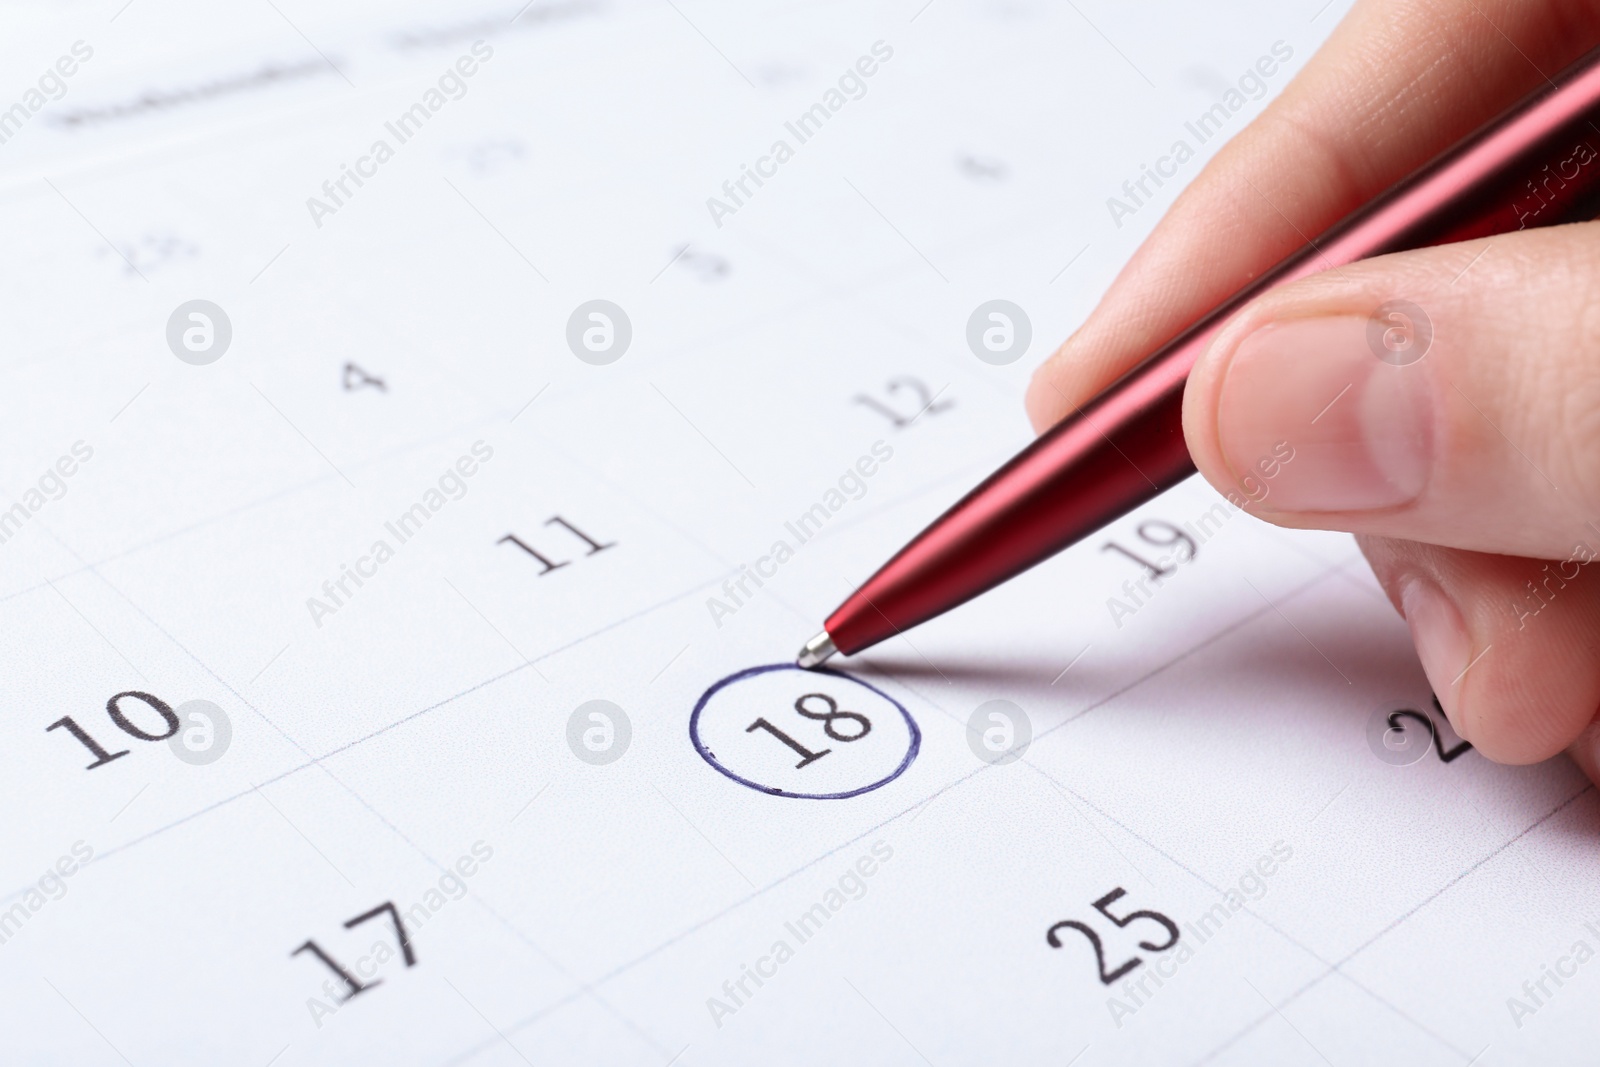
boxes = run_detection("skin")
[1026,0,1600,782]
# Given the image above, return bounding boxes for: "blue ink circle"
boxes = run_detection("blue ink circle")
[690,663,920,800]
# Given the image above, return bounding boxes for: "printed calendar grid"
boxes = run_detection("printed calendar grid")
[11,497,1585,1065]
[4,1,1596,1064]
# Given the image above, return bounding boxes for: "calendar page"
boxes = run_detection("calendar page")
[0,1,1593,1064]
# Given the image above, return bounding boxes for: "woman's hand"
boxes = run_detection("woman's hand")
[1026,0,1600,779]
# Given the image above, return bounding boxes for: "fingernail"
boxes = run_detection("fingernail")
[1215,315,1432,512]
[1399,575,1472,729]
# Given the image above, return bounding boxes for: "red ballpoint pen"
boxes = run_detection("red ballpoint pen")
[797,41,1600,669]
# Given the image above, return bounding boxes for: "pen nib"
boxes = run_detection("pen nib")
[796,631,836,669]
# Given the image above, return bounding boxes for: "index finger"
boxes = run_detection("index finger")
[1025,0,1600,431]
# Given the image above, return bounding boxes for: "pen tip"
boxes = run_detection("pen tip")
[796,631,837,669]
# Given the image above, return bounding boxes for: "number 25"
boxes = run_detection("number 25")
[1046,888,1179,985]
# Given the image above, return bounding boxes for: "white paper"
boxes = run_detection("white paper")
[0,2,1591,1064]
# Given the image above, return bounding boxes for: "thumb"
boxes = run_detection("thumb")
[1183,222,1600,560]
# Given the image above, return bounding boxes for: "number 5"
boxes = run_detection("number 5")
[1092,887,1178,951]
